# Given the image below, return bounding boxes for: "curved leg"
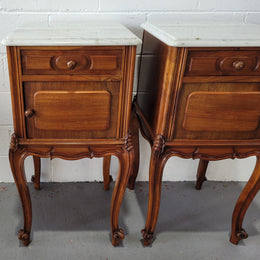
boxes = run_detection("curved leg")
[9,139,32,246]
[31,156,41,190]
[195,159,209,190]
[128,108,140,190]
[230,156,260,244]
[110,134,134,246]
[103,156,113,190]
[142,136,167,246]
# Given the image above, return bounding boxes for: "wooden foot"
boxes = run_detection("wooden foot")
[112,229,125,246]
[32,156,41,190]
[103,155,113,190]
[230,156,260,245]
[230,228,248,245]
[142,135,167,246]
[195,159,209,190]
[110,133,134,246]
[128,108,140,190]
[18,229,31,246]
[141,229,154,246]
[9,134,32,246]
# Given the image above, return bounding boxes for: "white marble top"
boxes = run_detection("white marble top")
[142,22,260,47]
[2,22,142,46]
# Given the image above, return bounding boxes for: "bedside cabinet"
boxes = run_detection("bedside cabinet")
[2,22,141,246]
[134,23,260,245]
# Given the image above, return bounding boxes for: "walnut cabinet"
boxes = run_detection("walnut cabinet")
[134,27,260,246]
[6,34,139,247]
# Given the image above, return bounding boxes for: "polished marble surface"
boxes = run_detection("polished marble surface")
[142,22,260,47]
[2,21,141,46]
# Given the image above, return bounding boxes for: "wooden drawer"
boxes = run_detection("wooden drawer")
[23,81,120,139]
[185,50,260,76]
[21,48,123,75]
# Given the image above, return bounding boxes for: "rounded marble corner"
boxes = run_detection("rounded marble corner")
[1,38,8,46]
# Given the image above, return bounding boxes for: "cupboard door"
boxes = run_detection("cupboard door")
[23,81,120,139]
[173,82,260,140]
[183,92,260,132]
[33,91,111,131]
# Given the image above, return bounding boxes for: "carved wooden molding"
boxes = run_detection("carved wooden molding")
[9,133,19,151]
[24,146,123,161]
[217,56,258,73]
[163,146,260,161]
[9,133,125,161]
[50,55,92,72]
[124,132,134,152]
[136,99,260,161]
[152,135,165,154]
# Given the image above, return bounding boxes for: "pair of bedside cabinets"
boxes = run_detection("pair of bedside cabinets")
[3,22,260,247]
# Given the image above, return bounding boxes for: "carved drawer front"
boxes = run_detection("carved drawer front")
[173,82,260,140]
[185,50,260,76]
[23,81,120,139]
[21,48,123,75]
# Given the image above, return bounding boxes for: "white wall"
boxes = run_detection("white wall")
[0,0,260,182]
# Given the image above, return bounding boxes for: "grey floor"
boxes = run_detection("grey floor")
[1,181,260,260]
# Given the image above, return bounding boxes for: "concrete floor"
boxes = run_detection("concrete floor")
[0,181,260,260]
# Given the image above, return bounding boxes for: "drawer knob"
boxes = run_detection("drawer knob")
[25,109,35,118]
[233,61,245,70]
[67,60,77,70]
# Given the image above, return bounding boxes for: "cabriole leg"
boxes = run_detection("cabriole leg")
[128,108,140,190]
[9,137,32,246]
[195,159,209,190]
[103,155,113,190]
[110,134,134,246]
[31,156,41,190]
[230,156,260,244]
[142,136,166,246]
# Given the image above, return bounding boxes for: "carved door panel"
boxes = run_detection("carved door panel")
[23,81,120,139]
[173,82,260,140]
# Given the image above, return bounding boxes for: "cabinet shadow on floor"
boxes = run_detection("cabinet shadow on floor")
[14,182,129,234]
[133,181,260,237]
[12,181,260,241]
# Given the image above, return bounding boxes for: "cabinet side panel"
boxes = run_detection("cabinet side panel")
[136,32,162,134]
[136,31,182,137]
